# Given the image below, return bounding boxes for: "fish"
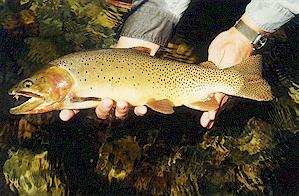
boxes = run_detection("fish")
[9,48,273,115]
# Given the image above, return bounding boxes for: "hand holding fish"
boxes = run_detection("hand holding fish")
[203,14,266,128]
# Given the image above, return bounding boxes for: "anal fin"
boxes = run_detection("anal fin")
[146,99,174,114]
[185,95,219,111]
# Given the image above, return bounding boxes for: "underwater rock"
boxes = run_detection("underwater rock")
[3,149,65,195]
[237,118,275,155]
[96,136,141,182]
[158,40,199,64]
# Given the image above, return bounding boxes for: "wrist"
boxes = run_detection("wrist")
[240,14,267,35]
[228,27,253,49]
[233,14,269,50]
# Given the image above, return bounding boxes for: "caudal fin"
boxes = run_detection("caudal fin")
[227,55,274,101]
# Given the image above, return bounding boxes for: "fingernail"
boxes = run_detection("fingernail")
[200,112,210,127]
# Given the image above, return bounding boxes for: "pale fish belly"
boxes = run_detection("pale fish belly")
[72,82,182,106]
[180,82,238,105]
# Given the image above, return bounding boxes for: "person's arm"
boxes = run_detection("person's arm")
[202,0,299,128]
[59,0,190,121]
[245,0,298,33]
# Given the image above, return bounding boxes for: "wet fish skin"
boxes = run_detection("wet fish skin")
[9,48,273,115]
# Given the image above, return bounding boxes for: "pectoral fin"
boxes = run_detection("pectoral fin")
[146,99,174,114]
[64,97,102,109]
[185,96,219,111]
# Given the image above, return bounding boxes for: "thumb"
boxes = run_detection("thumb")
[208,44,225,67]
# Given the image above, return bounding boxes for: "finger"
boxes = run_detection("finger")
[218,50,240,68]
[214,93,226,103]
[59,109,79,121]
[208,44,221,65]
[220,95,229,107]
[207,120,215,129]
[207,110,217,120]
[134,105,147,116]
[95,98,114,119]
[115,100,129,119]
[201,94,228,129]
[200,109,218,129]
[200,111,211,128]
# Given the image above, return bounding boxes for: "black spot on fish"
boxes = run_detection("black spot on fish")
[85,71,88,74]
[84,79,87,81]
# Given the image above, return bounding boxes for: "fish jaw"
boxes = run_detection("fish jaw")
[9,90,63,114]
[10,97,44,114]
[9,66,75,115]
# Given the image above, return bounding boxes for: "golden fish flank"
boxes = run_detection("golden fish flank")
[9,49,273,115]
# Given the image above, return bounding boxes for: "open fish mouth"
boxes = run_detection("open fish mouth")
[9,91,45,114]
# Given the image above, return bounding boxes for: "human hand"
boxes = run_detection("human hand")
[59,37,159,121]
[201,14,264,128]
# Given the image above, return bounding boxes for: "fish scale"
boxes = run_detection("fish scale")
[53,49,232,105]
[54,49,195,105]
[9,48,273,115]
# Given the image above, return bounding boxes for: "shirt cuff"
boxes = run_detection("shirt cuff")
[120,0,180,46]
[245,0,295,33]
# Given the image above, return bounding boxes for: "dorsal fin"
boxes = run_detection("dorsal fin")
[184,95,219,111]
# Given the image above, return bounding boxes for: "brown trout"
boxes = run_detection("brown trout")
[9,49,273,115]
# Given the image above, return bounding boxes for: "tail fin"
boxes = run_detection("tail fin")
[227,55,274,101]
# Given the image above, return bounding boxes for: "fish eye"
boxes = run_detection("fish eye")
[23,79,33,88]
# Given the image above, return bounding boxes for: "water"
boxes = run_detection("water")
[0,0,298,195]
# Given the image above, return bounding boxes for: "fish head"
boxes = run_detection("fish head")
[9,66,74,114]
